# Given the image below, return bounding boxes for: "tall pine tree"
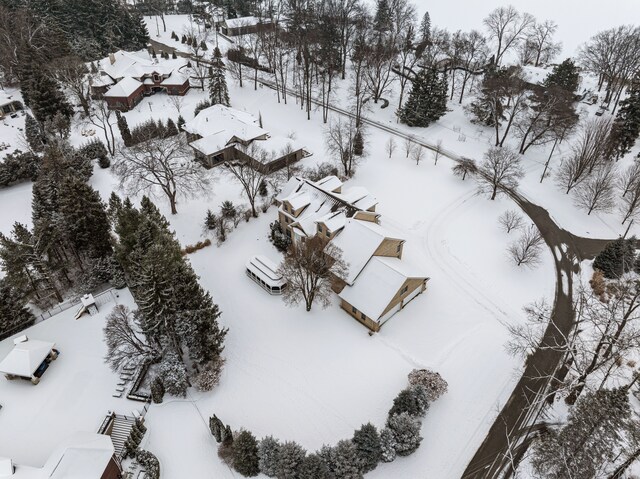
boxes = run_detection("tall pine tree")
[208,47,230,107]
[400,68,448,127]
[608,75,640,159]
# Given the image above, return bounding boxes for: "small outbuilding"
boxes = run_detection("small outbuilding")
[0,336,58,384]
[246,255,287,295]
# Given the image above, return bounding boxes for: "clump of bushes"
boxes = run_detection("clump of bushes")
[593,237,637,279]
[182,239,212,255]
[211,369,448,477]
[269,221,291,252]
[0,150,40,187]
[136,449,160,479]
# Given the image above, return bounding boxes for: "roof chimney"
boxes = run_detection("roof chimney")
[13,335,27,345]
[0,457,14,477]
[108,53,116,65]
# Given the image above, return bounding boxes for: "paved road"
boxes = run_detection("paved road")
[150,38,613,477]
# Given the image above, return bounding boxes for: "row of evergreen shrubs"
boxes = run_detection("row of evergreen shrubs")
[210,369,448,478]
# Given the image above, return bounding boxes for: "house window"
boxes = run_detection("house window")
[352,306,357,314]
[401,285,408,295]
[286,229,291,238]
[361,312,367,321]
[396,243,402,254]
[326,230,331,237]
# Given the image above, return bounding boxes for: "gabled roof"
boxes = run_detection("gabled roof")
[317,211,346,232]
[184,105,267,142]
[223,16,260,29]
[161,71,190,86]
[338,257,410,321]
[0,338,55,377]
[315,175,342,193]
[103,77,143,98]
[331,219,402,285]
[100,50,177,81]
[190,131,231,156]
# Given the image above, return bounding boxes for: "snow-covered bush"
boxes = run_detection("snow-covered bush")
[408,369,449,402]
[331,440,363,479]
[136,449,160,479]
[379,428,397,463]
[232,430,260,477]
[157,352,189,397]
[388,385,430,418]
[298,453,330,478]
[209,415,225,443]
[269,221,291,252]
[352,422,382,473]
[150,376,164,403]
[276,441,306,478]
[258,436,280,477]
[195,359,224,392]
[387,413,422,457]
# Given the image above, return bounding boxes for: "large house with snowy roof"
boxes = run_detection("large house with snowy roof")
[0,432,122,479]
[275,176,429,331]
[183,104,308,173]
[220,16,271,36]
[91,51,190,111]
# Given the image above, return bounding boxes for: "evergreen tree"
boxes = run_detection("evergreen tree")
[387,413,422,457]
[233,430,260,477]
[419,12,431,43]
[25,114,45,153]
[165,118,179,137]
[209,47,231,106]
[116,111,133,147]
[204,209,217,230]
[353,130,364,156]
[298,453,331,479]
[258,436,280,477]
[331,440,363,479]
[0,150,40,187]
[0,278,36,339]
[532,388,637,478]
[352,423,382,473]
[400,68,448,127]
[544,58,580,94]
[27,69,73,124]
[388,386,430,418]
[608,75,640,159]
[157,351,189,396]
[150,376,165,403]
[593,237,637,278]
[177,115,185,130]
[373,0,392,34]
[276,441,306,479]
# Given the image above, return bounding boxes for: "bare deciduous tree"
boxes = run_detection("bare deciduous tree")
[54,56,91,116]
[483,6,535,65]
[386,137,397,159]
[499,210,524,233]
[479,146,525,200]
[113,133,210,214]
[452,157,477,180]
[325,117,358,177]
[412,145,425,165]
[574,164,617,215]
[404,136,415,158]
[104,305,160,371]
[556,118,613,194]
[518,20,561,66]
[224,144,269,218]
[278,237,347,312]
[86,100,117,156]
[433,139,444,165]
[620,161,640,223]
[508,224,544,267]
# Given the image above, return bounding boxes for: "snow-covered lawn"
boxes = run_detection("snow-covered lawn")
[0,289,137,468]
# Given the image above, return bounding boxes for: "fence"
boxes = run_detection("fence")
[36,287,120,322]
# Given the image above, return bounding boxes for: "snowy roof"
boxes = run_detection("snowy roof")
[284,191,312,211]
[99,50,178,81]
[184,105,266,141]
[223,16,261,29]
[331,219,395,285]
[0,338,55,378]
[160,71,190,86]
[339,186,377,211]
[88,74,114,88]
[522,65,550,86]
[103,77,143,98]
[315,175,342,193]
[317,211,346,232]
[42,433,114,479]
[246,255,286,288]
[258,135,305,157]
[190,131,231,156]
[338,257,410,321]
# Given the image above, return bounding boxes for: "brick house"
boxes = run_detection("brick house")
[93,51,190,111]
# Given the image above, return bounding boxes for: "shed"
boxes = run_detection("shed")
[0,337,57,384]
[246,255,287,295]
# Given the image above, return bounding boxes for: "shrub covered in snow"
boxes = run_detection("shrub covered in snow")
[269,221,291,252]
[298,452,330,478]
[157,352,189,397]
[352,422,382,473]
[276,441,306,478]
[136,450,160,479]
[320,441,363,479]
[195,358,224,392]
[387,413,422,457]
[150,376,164,403]
[258,436,280,477]
[408,369,449,402]
[388,385,430,418]
[232,430,260,477]
[379,427,397,463]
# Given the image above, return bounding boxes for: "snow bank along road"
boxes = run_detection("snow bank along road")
[152,38,613,477]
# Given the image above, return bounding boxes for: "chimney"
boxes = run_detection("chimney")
[108,53,116,65]
[0,457,14,477]
[13,335,27,345]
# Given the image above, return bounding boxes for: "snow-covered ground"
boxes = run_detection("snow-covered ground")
[0,289,137,468]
